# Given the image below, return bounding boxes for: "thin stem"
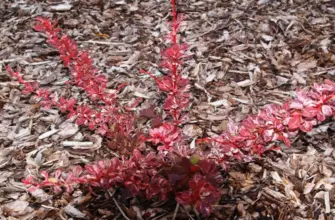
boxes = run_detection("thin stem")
[170,0,180,91]
[172,203,180,220]
[170,0,178,45]
[113,198,131,220]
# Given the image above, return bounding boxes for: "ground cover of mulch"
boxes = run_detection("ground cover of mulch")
[0,0,335,219]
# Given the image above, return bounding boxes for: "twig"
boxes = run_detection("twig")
[107,189,116,198]
[27,61,53,66]
[187,24,217,40]
[151,213,168,220]
[172,203,180,220]
[82,40,131,47]
[113,213,121,220]
[180,206,195,220]
[311,66,335,76]
[325,191,330,214]
[0,58,23,64]
[108,50,132,56]
[112,198,131,220]
[227,70,249,75]
[62,141,93,147]
[41,205,59,210]
[192,207,201,220]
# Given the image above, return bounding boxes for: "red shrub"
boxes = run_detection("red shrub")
[204,80,335,169]
[6,0,335,217]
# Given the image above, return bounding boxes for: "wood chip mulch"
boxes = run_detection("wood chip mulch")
[0,0,335,219]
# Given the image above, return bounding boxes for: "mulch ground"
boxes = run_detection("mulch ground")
[0,0,335,219]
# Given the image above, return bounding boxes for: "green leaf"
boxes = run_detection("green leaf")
[190,154,200,165]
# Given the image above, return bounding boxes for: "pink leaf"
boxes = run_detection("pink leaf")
[317,112,326,122]
[288,115,301,130]
[289,101,304,109]
[40,171,49,180]
[263,129,274,142]
[302,107,318,118]
[300,121,313,132]
[54,170,62,180]
[322,105,333,116]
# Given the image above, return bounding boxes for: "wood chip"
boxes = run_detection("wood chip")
[62,141,93,147]
[324,191,330,214]
[236,79,254,87]
[38,129,59,140]
[50,4,72,11]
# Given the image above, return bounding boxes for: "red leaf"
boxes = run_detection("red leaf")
[300,121,313,132]
[262,129,274,142]
[196,202,212,217]
[288,115,301,130]
[322,105,333,116]
[302,106,318,118]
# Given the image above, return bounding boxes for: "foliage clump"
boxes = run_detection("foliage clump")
[6,0,335,217]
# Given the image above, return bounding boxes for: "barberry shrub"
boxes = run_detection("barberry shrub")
[5,0,335,217]
[7,16,142,155]
[203,80,335,169]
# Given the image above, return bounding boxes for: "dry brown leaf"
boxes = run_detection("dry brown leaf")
[3,200,33,217]
[64,204,86,219]
[296,58,317,73]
